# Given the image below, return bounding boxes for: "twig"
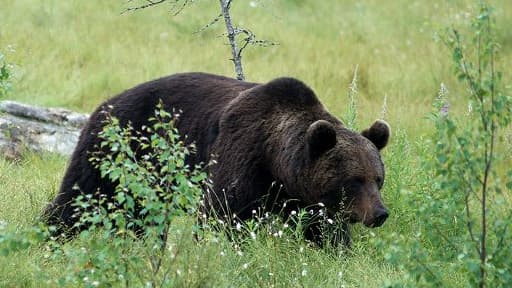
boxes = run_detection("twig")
[194,13,223,34]
[463,189,480,256]
[454,136,484,186]
[170,0,191,16]
[235,27,278,57]
[122,0,167,14]
[491,208,511,259]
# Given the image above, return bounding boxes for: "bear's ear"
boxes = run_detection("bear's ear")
[361,120,391,150]
[306,120,337,158]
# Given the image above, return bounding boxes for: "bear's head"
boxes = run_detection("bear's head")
[303,119,391,228]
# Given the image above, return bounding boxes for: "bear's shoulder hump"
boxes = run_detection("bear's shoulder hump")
[260,77,319,106]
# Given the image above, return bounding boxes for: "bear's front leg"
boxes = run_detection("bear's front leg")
[304,220,352,248]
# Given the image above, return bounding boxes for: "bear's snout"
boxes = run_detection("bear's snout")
[369,208,389,228]
[351,189,389,228]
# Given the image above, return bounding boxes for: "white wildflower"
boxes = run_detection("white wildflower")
[159,32,169,40]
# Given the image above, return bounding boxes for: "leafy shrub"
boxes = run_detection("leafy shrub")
[77,102,208,239]
[64,102,210,286]
[0,49,14,97]
[379,2,512,287]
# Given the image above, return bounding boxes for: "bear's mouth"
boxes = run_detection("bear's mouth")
[326,206,388,228]
[362,210,389,228]
[345,211,389,228]
[348,214,360,224]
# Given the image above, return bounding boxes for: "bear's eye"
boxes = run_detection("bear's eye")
[348,176,365,187]
[376,176,383,188]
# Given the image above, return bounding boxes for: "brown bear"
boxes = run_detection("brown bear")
[43,72,390,245]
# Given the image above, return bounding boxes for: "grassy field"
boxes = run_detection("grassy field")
[1,0,511,287]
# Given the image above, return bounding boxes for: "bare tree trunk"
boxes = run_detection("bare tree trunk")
[219,0,245,80]
[0,100,88,159]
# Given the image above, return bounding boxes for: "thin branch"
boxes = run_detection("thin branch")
[491,208,512,259]
[122,0,167,14]
[478,8,496,287]
[463,189,481,256]
[413,253,443,286]
[454,136,484,186]
[234,27,278,58]
[123,0,190,16]
[457,32,490,132]
[433,225,461,252]
[194,13,223,34]
[170,0,191,16]
[478,22,482,86]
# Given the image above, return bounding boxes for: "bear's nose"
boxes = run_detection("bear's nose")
[371,208,389,227]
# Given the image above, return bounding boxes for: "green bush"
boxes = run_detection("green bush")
[79,102,208,239]
[379,2,512,287]
[66,102,209,286]
[0,50,14,97]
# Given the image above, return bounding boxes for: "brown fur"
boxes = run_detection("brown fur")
[43,72,390,245]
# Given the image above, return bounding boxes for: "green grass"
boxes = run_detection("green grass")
[0,154,64,226]
[1,0,511,287]
[2,0,510,133]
